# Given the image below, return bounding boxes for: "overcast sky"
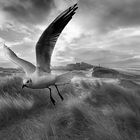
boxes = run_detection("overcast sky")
[0,0,140,68]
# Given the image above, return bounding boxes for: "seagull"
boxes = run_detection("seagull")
[3,4,78,105]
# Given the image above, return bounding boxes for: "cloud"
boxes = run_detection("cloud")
[78,0,140,32]
[1,0,55,24]
[1,0,140,68]
[52,27,140,67]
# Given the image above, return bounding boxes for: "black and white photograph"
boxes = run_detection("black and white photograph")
[0,0,140,139]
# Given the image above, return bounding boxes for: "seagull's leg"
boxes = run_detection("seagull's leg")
[54,85,64,101]
[48,87,55,105]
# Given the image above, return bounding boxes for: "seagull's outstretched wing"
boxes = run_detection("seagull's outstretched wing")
[3,44,36,76]
[36,4,78,73]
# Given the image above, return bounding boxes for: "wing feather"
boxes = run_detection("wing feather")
[3,44,36,76]
[36,4,78,73]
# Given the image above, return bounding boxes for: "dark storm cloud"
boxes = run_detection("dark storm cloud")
[2,0,55,24]
[1,0,140,68]
[78,0,140,32]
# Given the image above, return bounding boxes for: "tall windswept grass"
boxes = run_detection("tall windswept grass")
[0,75,140,139]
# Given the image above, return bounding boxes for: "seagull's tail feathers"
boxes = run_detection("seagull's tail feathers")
[55,72,74,85]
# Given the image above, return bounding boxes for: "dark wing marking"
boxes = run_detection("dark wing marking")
[36,4,78,73]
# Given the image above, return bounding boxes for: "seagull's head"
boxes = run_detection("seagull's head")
[22,78,32,89]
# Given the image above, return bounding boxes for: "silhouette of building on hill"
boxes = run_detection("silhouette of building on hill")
[66,62,93,70]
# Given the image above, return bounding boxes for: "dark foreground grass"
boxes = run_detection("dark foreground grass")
[0,76,140,140]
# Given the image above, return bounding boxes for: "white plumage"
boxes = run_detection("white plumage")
[3,4,78,105]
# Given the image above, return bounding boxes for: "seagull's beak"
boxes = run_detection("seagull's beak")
[22,84,26,89]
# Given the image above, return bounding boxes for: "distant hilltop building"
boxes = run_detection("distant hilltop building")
[66,62,93,70]
[53,62,93,71]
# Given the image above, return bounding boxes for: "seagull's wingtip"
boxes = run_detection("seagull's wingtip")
[2,43,8,49]
[0,42,4,47]
[73,3,78,11]
[0,42,8,51]
[74,3,78,8]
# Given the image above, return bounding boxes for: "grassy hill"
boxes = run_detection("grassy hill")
[0,67,23,77]
[0,75,140,139]
[92,66,140,80]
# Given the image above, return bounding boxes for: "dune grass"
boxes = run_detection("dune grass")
[0,76,140,139]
